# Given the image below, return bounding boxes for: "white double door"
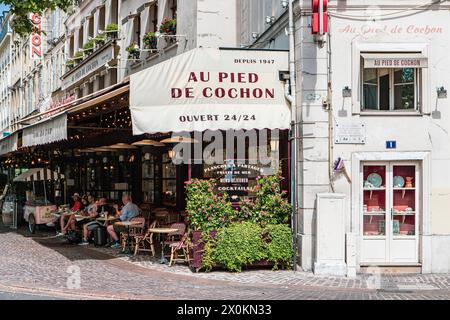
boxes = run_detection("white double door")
[360,162,419,264]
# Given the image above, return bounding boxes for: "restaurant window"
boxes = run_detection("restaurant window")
[162,153,176,206]
[360,53,426,112]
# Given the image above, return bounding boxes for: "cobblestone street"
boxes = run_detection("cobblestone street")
[1,226,450,300]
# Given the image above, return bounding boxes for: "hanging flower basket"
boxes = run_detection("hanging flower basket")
[159,18,177,35]
[105,23,119,39]
[126,43,140,60]
[143,32,157,49]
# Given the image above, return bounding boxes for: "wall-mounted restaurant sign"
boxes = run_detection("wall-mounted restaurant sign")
[203,161,268,202]
[130,48,290,133]
[362,53,428,68]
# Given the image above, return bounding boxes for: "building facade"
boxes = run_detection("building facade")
[0,11,12,135]
[243,0,450,274]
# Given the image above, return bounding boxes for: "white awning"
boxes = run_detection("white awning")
[22,112,68,148]
[13,168,65,182]
[0,132,18,155]
[130,48,290,134]
[361,53,428,68]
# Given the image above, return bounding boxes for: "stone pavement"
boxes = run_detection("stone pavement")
[1,226,450,300]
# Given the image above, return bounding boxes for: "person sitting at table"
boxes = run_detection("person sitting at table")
[58,193,91,236]
[107,195,140,249]
[78,197,109,246]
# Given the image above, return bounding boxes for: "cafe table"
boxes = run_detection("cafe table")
[115,220,144,254]
[148,227,179,264]
[96,216,119,226]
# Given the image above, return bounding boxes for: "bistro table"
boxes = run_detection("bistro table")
[115,221,144,254]
[96,216,119,226]
[148,228,179,264]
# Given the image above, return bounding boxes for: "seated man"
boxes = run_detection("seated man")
[78,197,112,246]
[107,195,140,249]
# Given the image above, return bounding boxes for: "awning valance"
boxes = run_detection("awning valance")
[22,113,68,148]
[130,48,290,134]
[361,53,428,68]
[13,168,65,182]
[0,132,18,155]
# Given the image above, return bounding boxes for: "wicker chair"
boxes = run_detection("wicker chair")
[120,217,146,250]
[164,222,186,245]
[134,220,157,256]
[169,233,190,266]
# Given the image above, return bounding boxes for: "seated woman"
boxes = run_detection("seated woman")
[58,194,92,236]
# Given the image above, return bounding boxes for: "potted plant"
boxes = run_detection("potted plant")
[160,18,177,35]
[93,34,106,46]
[105,23,119,39]
[143,32,157,49]
[82,39,95,55]
[126,42,140,60]
[65,59,75,69]
[73,51,84,65]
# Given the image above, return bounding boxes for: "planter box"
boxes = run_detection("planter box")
[189,230,277,272]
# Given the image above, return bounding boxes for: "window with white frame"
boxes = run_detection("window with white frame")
[360,53,427,112]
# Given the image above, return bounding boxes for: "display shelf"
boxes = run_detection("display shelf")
[364,187,386,199]
[364,211,386,223]
[393,211,416,223]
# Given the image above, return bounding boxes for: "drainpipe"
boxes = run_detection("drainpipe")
[287,0,298,271]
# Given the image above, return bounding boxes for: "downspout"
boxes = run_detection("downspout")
[288,0,299,271]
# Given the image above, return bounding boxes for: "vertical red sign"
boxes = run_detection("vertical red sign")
[311,0,328,34]
[30,13,42,60]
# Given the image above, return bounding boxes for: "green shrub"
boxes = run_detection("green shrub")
[264,224,294,269]
[186,179,235,232]
[203,222,293,272]
[239,172,292,226]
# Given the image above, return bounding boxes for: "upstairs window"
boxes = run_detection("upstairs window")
[360,53,426,112]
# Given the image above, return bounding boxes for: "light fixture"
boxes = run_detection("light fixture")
[160,136,199,143]
[131,139,165,147]
[342,86,352,98]
[251,32,259,39]
[437,86,447,99]
[168,149,175,159]
[265,16,275,25]
[144,153,151,160]
[281,0,289,8]
[119,155,124,162]
[102,157,108,164]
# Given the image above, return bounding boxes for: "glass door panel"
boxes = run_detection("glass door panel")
[392,165,416,236]
[363,165,387,236]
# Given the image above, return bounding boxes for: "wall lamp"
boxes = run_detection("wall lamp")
[342,86,352,97]
[281,0,289,8]
[437,86,447,99]
[251,32,259,39]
